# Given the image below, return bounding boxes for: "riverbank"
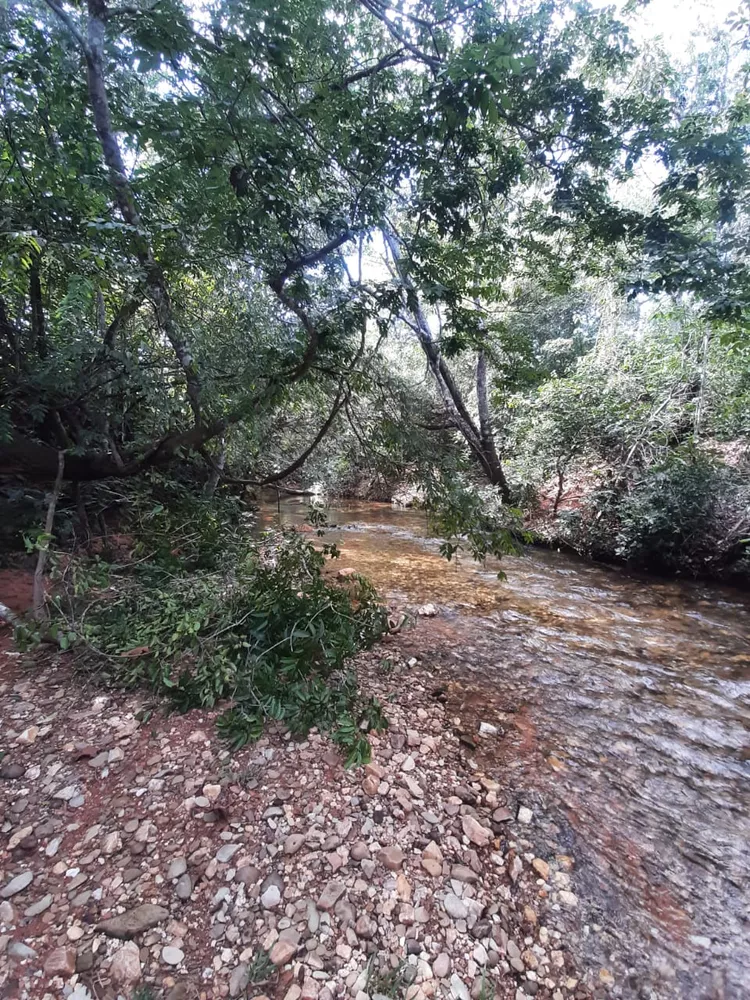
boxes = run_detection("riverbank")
[0,622,592,1000]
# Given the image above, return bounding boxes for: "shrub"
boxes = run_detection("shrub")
[614,454,749,575]
[553,452,750,577]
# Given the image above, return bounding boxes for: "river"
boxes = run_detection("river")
[260,498,750,1000]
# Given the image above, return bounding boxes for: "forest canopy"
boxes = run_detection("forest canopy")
[1,0,749,577]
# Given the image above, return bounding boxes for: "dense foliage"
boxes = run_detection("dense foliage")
[1,0,749,747]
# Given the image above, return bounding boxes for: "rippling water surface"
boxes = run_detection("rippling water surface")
[261,498,750,999]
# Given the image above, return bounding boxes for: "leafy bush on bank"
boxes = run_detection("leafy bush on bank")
[552,452,750,577]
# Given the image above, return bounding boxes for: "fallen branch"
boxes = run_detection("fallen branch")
[32,449,65,621]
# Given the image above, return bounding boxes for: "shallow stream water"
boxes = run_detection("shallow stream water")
[260,498,750,1000]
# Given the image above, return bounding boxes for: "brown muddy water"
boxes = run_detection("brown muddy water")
[260,498,750,1000]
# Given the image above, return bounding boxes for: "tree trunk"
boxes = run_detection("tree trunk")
[29,254,47,359]
[204,436,226,497]
[475,350,510,498]
[84,0,202,426]
[385,230,510,499]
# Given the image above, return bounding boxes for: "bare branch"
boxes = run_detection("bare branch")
[41,0,91,56]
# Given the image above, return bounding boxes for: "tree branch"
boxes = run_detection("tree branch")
[270,230,356,292]
[41,0,90,56]
[32,449,65,621]
[259,389,348,484]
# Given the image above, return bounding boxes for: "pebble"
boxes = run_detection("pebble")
[1,871,33,898]
[44,946,77,976]
[96,903,169,938]
[270,938,298,965]
[24,893,52,917]
[461,815,491,847]
[378,846,405,870]
[284,833,306,855]
[109,941,141,984]
[351,841,370,861]
[450,973,470,1000]
[443,894,469,920]
[175,873,193,900]
[532,858,550,880]
[316,880,345,911]
[261,884,282,909]
[8,941,37,960]
[216,842,240,863]
[229,963,250,997]
[433,953,451,978]
[517,806,533,825]
[167,858,187,879]
[161,945,185,965]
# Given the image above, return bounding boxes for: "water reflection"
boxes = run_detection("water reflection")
[260,498,750,999]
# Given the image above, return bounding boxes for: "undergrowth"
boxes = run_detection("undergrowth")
[31,483,389,765]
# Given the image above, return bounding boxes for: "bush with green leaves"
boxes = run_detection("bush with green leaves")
[553,452,750,576]
[614,453,750,575]
[48,495,388,765]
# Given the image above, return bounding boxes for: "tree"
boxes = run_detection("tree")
[1,0,747,499]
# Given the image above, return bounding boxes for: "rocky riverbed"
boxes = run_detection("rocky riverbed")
[0,633,593,1000]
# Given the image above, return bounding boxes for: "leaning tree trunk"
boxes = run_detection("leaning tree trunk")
[384,230,511,500]
[476,350,510,498]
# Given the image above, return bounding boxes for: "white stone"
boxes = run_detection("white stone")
[517,806,533,825]
[162,945,185,965]
[261,884,282,909]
